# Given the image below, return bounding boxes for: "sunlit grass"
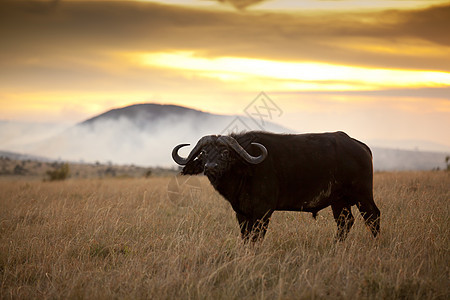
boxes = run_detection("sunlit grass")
[0,172,448,299]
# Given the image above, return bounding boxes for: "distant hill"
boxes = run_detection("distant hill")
[0,103,448,170]
[81,104,211,129]
[27,103,291,166]
[0,150,53,162]
[80,103,289,131]
[372,147,448,171]
[0,154,175,178]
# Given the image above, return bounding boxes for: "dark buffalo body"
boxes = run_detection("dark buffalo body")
[172,131,380,242]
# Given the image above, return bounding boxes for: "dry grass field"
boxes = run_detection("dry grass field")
[0,172,448,299]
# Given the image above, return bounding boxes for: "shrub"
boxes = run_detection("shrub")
[13,164,28,175]
[46,163,70,181]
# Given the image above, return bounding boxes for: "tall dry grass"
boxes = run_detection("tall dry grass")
[0,172,449,299]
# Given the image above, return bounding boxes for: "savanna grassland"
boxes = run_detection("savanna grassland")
[0,172,448,299]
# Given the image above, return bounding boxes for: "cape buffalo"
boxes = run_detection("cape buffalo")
[172,131,380,242]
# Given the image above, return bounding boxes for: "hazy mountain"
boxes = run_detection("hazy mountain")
[81,104,211,129]
[27,103,291,166]
[368,139,450,153]
[371,147,448,171]
[0,150,53,162]
[0,120,70,151]
[0,103,448,170]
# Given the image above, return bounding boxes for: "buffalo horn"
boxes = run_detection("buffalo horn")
[172,135,217,165]
[218,136,267,164]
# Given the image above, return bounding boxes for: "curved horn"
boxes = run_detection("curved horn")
[218,136,267,164]
[172,143,191,165]
[172,135,217,165]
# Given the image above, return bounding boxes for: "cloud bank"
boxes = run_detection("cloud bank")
[1,1,449,71]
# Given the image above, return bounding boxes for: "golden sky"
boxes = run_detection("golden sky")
[1,0,450,146]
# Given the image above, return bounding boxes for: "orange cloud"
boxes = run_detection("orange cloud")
[129,51,450,90]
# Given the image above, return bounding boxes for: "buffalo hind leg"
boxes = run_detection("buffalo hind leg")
[331,204,355,242]
[356,198,380,238]
[236,212,272,242]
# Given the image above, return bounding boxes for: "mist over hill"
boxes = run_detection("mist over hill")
[26,104,290,167]
[0,103,448,170]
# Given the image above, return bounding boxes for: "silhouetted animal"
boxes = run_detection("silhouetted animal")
[172,131,380,242]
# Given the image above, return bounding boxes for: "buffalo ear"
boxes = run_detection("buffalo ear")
[181,157,204,175]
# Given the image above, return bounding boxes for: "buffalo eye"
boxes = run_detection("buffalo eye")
[221,149,230,159]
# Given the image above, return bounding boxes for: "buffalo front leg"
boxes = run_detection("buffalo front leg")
[356,197,381,238]
[236,213,254,242]
[331,204,355,242]
[236,212,272,242]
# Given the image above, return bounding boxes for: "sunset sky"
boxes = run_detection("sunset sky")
[1,0,450,150]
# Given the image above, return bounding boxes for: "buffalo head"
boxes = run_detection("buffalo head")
[172,135,268,182]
